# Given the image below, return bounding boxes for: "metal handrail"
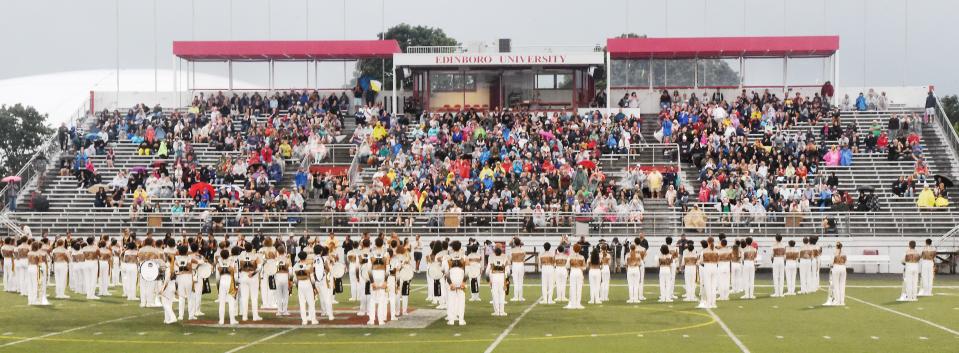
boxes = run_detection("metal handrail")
[347,140,366,187]
[406,46,465,54]
[933,93,959,178]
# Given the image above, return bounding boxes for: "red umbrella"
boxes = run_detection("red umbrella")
[577,160,597,170]
[189,182,216,198]
[1,176,21,183]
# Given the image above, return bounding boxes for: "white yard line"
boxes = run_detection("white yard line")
[223,327,297,353]
[483,297,541,353]
[0,313,151,348]
[706,308,751,353]
[847,296,959,336]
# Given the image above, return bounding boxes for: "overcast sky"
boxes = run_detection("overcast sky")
[1,0,956,93]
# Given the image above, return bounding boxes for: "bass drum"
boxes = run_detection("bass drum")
[331,262,346,278]
[263,260,278,276]
[466,263,481,279]
[139,260,160,281]
[360,263,372,282]
[398,265,414,282]
[427,262,443,279]
[195,263,213,279]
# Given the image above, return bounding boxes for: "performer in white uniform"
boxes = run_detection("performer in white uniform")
[538,243,555,304]
[824,242,847,306]
[81,238,99,300]
[599,242,612,302]
[173,244,197,321]
[730,240,743,294]
[770,235,786,297]
[293,251,318,325]
[553,245,569,303]
[681,242,698,302]
[313,244,336,321]
[1,238,15,292]
[217,248,239,326]
[798,237,812,294]
[445,241,467,326]
[697,238,718,309]
[274,245,292,317]
[657,245,674,302]
[785,240,799,296]
[899,241,920,302]
[51,239,72,299]
[486,247,509,316]
[919,238,937,297]
[367,238,390,326]
[564,244,586,310]
[237,243,262,321]
[466,243,482,302]
[741,238,757,299]
[509,238,526,302]
[625,244,644,303]
[120,242,138,301]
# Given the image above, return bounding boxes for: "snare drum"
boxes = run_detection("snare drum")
[331,262,346,278]
[139,260,160,281]
[398,265,414,282]
[427,262,443,279]
[195,263,213,280]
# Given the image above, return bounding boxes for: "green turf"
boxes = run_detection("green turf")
[0,276,957,353]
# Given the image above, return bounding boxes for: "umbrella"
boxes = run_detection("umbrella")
[152,160,167,167]
[85,133,100,141]
[857,185,875,193]
[934,175,954,187]
[538,130,555,140]
[86,184,110,194]
[577,160,597,170]
[189,182,216,198]
[1,176,21,183]
[130,166,147,174]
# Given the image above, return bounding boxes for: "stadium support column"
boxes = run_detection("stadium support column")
[605,51,611,115]
[173,55,178,108]
[391,62,397,116]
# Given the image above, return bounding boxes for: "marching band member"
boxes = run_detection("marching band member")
[26,242,42,305]
[770,234,786,297]
[899,241,920,302]
[81,237,99,300]
[217,248,239,326]
[387,241,400,321]
[293,251,319,325]
[741,237,757,299]
[15,237,29,296]
[110,239,121,287]
[466,243,483,302]
[52,239,71,299]
[682,242,698,302]
[824,242,847,306]
[258,238,278,310]
[730,240,742,294]
[313,245,335,321]
[425,241,437,304]
[159,239,178,324]
[120,241,138,301]
[919,238,936,297]
[435,240,449,310]
[346,240,360,302]
[538,243,555,304]
[487,246,509,316]
[658,245,674,302]
[97,240,112,296]
[445,241,467,326]
[509,238,526,302]
[798,237,812,294]
[70,240,83,295]
[587,249,602,304]
[174,244,197,321]
[274,245,292,317]
[2,238,15,292]
[716,239,731,301]
[553,245,569,302]
[358,238,372,315]
[189,242,205,318]
[697,237,718,309]
[600,242,613,301]
[37,239,50,305]
[137,237,160,307]
[811,236,822,292]
[667,236,680,299]
[564,243,586,310]
[367,237,390,326]
[626,244,644,303]
[785,240,799,296]
[237,243,263,321]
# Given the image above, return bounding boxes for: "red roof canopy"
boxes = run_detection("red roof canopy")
[173,40,401,61]
[607,36,839,59]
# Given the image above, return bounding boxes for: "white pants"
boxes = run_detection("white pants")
[98,261,111,296]
[275,273,290,315]
[798,259,811,293]
[238,272,261,320]
[2,258,12,291]
[826,265,846,306]
[919,259,934,296]
[121,263,137,300]
[26,264,39,305]
[217,275,238,324]
[540,265,554,304]
[368,271,387,325]
[683,265,697,301]
[15,259,27,295]
[627,266,642,302]
[510,263,525,301]
[772,257,785,297]
[84,261,98,299]
[899,263,919,301]
[111,258,121,285]
[731,262,742,293]
[160,279,177,323]
[141,278,158,307]
[315,279,335,320]
[54,262,69,298]
[717,262,730,300]
[658,266,673,302]
[348,265,359,301]
[564,269,584,309]
[587,268,601,304]
[600,265,611,301]
[70,262,79,293]
[260,274,275,309]
[446,287,465,324]
[742,260,756,299]
[785,260,798,295]
[175,274,194,320]
[554,268,568,301]
[697,264,717,309]
[297,280,317,324]
[490,272,507,315]
[812,258,821,291]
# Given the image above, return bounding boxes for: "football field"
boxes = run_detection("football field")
[0,274,957,353]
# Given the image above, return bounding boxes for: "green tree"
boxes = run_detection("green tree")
[940,94,959,124]
[355,23,459,89]
[0,104,53,178]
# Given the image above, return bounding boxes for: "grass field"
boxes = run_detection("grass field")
[0,274,957,353]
